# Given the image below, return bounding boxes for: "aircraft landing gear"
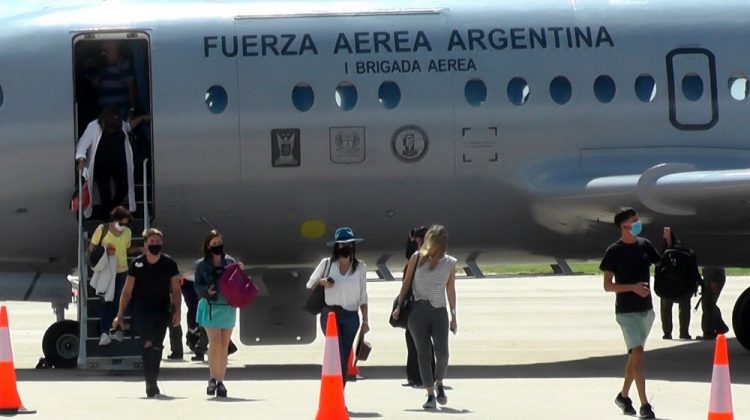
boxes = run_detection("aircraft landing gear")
[733,287,750,352]
[41,320,79,368]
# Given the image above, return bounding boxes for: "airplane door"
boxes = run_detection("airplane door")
[666,48,718,130]
[73,32,155,221]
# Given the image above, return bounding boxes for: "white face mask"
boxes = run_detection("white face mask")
[113,222,126,232]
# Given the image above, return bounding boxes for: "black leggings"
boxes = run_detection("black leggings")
[94,158,127,215]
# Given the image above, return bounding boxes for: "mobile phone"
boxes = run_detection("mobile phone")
[327,277,335,284]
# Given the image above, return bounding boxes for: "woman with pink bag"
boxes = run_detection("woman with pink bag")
[194,230,243,398]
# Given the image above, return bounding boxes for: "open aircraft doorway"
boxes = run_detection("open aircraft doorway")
[73,32,154,222]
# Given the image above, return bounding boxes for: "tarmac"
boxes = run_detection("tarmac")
[4,274,750,419]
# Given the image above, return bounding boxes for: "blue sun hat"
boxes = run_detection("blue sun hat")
[326,227,364,247]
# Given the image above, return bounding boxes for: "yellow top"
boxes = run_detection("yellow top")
[92,224,132,273]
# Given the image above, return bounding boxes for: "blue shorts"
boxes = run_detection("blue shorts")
[616,310,655,352]
[196,298,236,330]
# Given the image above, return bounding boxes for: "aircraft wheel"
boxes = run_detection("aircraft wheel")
[42,320,79,368]
[732,287,750,352]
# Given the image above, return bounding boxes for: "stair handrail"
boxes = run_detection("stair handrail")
[143,158,150,230]
[76,169,88,368]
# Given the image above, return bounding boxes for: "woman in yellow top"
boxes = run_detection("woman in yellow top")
[90,206,140,345]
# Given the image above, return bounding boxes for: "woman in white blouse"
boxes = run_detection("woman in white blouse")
[307,227,370,387]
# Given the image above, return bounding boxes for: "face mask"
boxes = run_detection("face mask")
[337,246,352,258]
[113,222,127,232]
[147,245,162,255]
[630,221,643,236]
[210,245,224,256]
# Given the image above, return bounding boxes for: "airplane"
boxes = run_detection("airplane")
[2,0,750,369]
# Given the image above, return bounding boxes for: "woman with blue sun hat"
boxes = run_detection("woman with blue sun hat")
[306,227,370,387]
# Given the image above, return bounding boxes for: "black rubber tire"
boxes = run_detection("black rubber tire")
[42,320,79,368]
[732,287,750,352]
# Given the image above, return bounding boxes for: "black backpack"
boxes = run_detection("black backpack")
[654,245,702,300]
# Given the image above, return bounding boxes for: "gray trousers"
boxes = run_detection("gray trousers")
[407,300,449,389]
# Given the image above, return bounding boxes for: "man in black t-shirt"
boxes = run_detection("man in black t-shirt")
[600,207,668,420]
[114,228,181,398]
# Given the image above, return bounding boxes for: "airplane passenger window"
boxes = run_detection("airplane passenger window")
[550,76,572,105]
[635,75,657,103]
[507,77,529,106]
[378,81,401,109]
[335,82,357,111]
[729,73,749,101]
[682,73,703,102]
[464,78,487,107]
[594,75,616,103]
[205,85,228,114]
[292,83,315,112]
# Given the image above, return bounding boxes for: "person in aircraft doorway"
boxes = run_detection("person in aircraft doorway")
[75,107,150,218]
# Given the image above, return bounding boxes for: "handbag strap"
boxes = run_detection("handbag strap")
[313,258,332,290]
[406,254,420,295]
[94,223,110,246]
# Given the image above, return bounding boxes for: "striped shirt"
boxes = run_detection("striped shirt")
[412,254,457,308]
[98,59,134,112]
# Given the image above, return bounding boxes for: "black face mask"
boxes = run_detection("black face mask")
[210,245,224,256]
[337,247,352,258]
[147,245,162,255]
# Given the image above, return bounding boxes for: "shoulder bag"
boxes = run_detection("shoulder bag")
[304,258,331,315]
[389,255,419,328]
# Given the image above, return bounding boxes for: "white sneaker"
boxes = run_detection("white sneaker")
[99,333,112,346]
[111,330,124,342]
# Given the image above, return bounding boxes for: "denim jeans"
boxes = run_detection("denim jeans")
[320,306,360,386]
[100,272,126,335]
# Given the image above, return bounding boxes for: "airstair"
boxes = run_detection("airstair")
[76,159,153,370]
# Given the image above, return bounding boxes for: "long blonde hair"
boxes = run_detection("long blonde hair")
[419,225,448,270]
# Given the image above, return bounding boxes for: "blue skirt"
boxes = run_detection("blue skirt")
[196,298,236,329]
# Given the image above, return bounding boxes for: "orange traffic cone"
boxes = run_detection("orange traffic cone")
[315,312,348,420]
[0,306,35,414]
[346,350,360,381]
[708,334,733,420]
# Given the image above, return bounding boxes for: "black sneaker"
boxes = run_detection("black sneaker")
[679,334,692,340]
[662,334,672,340]
[639,403,655,419]
[422,395,436,409]
[146,383,160,398]
[436,385,447,405]
[167,353,183,360]
[615,393,636,415]
[191,353,204,362]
